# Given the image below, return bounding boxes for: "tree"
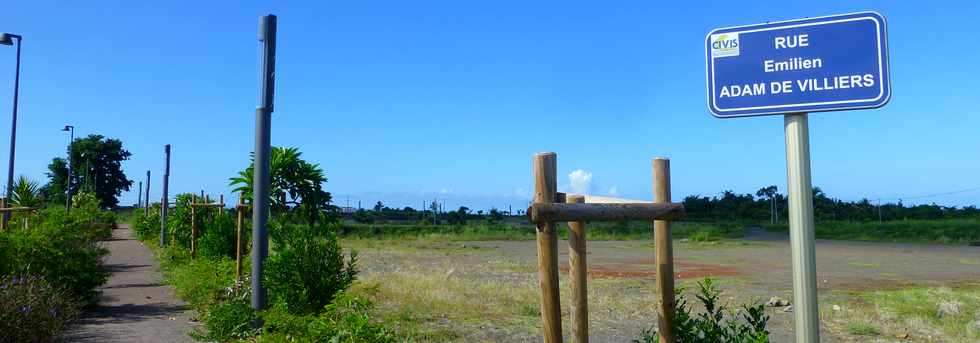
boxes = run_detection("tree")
[229,147,331,226]
[374,201,384,212]
[42,134,132,208]
[756,185,778,224]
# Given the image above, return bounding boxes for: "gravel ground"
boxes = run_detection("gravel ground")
[355,228,980,342]
[65,224,197,343]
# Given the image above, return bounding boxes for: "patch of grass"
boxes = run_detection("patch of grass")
[763,219,980,244]
[959,259,979,265]
[846,322,879,336]
[847,262,881,269]
[338,221,747,242]
[828,285,980,342]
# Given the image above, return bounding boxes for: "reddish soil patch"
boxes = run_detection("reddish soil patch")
[558,259,741,279]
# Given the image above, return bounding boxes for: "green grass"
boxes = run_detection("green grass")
[763,219,980,244]
[829,285,980,342]
[337,220,746,242]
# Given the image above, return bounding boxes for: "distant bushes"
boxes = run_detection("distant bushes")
[763,219,980,243]
[336,221,746,241]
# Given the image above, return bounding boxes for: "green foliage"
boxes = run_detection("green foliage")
[132,204,161,241]
[260,291,399,342]
[264,223,358,314]
[11,175,44,208]
[199,298,256,342]
[229,147,331,226]
[634,278,770,343]
[0,208,112,305]
[198,209,240,260]
[0,275,81,343]
[43,134,133,208]
[763,219,980,243]
[163,254,237,313]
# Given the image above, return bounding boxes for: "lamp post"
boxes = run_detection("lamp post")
[1,33,22,204]
[62,125,74,212]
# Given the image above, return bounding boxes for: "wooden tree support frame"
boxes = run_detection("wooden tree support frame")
[0,198,41,231]
[189,193,225,259]
[532,153,684,343]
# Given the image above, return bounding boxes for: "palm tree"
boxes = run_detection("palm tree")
[229,147,330,226]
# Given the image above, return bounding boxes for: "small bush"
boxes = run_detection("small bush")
[261,291,398,342]
[200,298,256,341]
[264,223,358,314]
[0,275,81,343]
[634,278,770,343]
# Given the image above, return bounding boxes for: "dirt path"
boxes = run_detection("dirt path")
[66,224,196,342]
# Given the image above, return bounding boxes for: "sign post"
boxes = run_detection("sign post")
[705,12,890,343]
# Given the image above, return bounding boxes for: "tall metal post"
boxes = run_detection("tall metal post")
[160,145,171,247]
[784,113,820,343]
[144,170,151,216]
[4,34,21,206]
[252,14,276,311]
[137,181,142,208]
[64,125,74,212]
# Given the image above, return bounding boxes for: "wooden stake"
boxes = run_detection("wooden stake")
[191,194,197,259]
[567,194,588,343]
[236,192,245,281]
[533,152,562,343]
[654,158,676,343]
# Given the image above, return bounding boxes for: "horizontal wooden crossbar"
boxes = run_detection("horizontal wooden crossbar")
[189,203,224,207]
[0,206,40,213]
[528,202,685,223]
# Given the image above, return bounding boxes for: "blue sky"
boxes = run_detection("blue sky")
[1,1,979,211]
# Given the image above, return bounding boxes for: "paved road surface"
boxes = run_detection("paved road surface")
[66,224,196,342]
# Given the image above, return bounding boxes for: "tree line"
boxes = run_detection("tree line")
[683,186,980,222]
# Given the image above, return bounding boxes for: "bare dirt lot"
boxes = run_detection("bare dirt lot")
[350,229,980,342]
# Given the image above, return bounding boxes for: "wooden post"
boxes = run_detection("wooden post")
[653,158,676,343]
[0,198,5,231]
[567,194,588,343]
[236,192,245,281]
[533,152,562,343]
[191,194,197,259]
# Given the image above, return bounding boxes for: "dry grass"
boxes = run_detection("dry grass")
[826,285,980,342]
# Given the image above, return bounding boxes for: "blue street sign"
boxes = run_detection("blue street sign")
[705,12,890,118]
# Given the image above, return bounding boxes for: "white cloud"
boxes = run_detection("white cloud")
[607,186,619,196]
[568,169,593,195]
[439,187,453,194]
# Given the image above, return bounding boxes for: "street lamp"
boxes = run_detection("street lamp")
[1,33,22,203]
[63,125,74,212]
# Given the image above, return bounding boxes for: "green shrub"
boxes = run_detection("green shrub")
[634,278,770,343]
[163,254,236,313]
[199,298,256,342]
[132,204,161,241]
[0,275,81,343]
[264,223,358,315]
[0,208,111,305]
[198,210,239,260]
[261,291,398,342]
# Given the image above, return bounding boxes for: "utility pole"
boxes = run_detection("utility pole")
[160,145,170,246]
[252,14,277,313]
[144,170,151,216]
[137,181,142,208]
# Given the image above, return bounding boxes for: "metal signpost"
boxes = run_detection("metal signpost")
[705,12,890,343]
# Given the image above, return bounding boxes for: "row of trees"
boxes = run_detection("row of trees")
[349,202,509,224]
[684,186,980,222]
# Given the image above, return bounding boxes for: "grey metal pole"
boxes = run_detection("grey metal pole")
[137,181,142,209]
[252,14,276,311]
[65,126,74,212]
[144,170,151,216]
[4,35,20,205]
[783,113,820,343]
[160,145,171,246]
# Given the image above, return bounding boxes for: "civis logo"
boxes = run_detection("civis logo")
[711,33,739,57]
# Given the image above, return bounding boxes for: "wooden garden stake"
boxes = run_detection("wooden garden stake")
[533,152,562,343]
[567,194,589,343]
[653,158,676,343]
[236,192,245,281]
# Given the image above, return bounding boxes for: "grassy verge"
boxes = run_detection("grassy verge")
[763,219,980,244]
[338,221,747,242]
[826,284,980,342]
